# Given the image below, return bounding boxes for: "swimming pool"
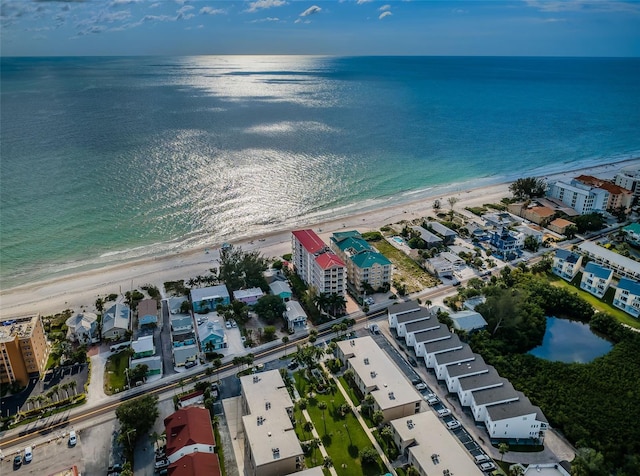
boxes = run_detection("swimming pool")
[392,236,405,245]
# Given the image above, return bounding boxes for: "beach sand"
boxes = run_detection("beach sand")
[1,159,638,318]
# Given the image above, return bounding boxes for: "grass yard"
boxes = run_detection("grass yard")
[294,373,386,476]
[104,350,130,394]
[365,233,438,293]
[548,273,640,329]
[339,376,362,406]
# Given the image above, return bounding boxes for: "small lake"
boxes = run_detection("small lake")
[528,317,613,363]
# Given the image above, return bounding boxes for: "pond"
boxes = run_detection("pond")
[528,317,613,363]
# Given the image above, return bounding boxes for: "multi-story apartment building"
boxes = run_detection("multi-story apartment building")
[552,249,583,281]
[0,315,51,386]
[613,278,640,318]
[292,229,346,295]
[578,241,640,281]
[580,262,613,298]
[614,167,640,198]
[547,180,609,215]
[574,175,633,211]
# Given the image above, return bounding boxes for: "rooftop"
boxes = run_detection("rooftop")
[131,335,154,354]
[167,452,221,476]
[423,334,461,354]
[579,241,640,274]
[292,229,327,254]
[434,346,475,366]
[555,249,580,263]
[617,277,640,295]
[458,367,501,391]
[486,396,547,423]
[450,310,488,332]
[391,412,483,476]
[413,325,452,344]
[269,280,292,295]
[471,379,518,406]
[190,285,230,304]
[428,221,457,237]
[397,307,432,325]
[315,251,346,270]
[584,262,614,280]
[137,299,157,318]
[350,250,392,268]
[102,303,130,333]
[446,354,488,378]
[388,300,421,315]
[0,314,40,343]
[233,287,264,300]
[332,235,372,254]
[411,225,443,243]
[624,222,640,234]
[549,217,575,228]
[164,407,215,457]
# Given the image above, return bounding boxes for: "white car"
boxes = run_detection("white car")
[415,382,427,391]
[436,407,451,417]
[480,462,496,471]
[446,419,461,430]
[23,446,32,463]
[68,430,77,447]
[425,395,439,406]
[225,321,232,329]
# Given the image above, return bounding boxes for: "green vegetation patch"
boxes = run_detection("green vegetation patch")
[104,350,131,394]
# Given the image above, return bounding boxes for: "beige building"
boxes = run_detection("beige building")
[240,370,303,476]
[0,315,51,386]
[391,412,484,476]
[336,336,422,422]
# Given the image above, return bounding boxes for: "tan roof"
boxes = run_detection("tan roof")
[527,206,555,218]
[549,218,574,227]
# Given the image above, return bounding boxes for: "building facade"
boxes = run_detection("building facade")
[292,229,346,295]
[613,278,640,318]
[552,249,583,281]
[578,241,640,281]
[0,315,50,386]
[547,180,609,215]
[580,262,613,298]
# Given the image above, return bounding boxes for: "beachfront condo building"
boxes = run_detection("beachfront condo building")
[614,167,640,198]
[0,314,51,386]
[329,230,392,294]
[574,175,634,211]
[547,179,609,215]
[240,370,303,476]
[291,229,346,295]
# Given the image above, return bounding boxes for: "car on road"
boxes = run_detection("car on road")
[425,395,439,406]
[446,419,461,430]
[184,360,197,369]
[414,382,427,391]
[436,407,451,417]
[13,454,22,469]
[479,462,496,471]
[23,447,32,463]
[155,459,169,469]
[68,430,77,447]
[287,361,299,370]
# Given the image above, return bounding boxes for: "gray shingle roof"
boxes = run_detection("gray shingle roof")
[471,379,518,405]
[413,325,451,343]
[486,396,545,422]
[458,367,501,391]
[398,308,432,325]
[388,300,421,315]
[434,346,475,366]
[446,355,487,378]
[423,334,461,354]
[404,318,438,334]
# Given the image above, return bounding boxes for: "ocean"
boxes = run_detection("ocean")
[1,56,640,288]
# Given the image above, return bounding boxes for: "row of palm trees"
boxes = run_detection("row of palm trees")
[23,381,79,411]
[313,292,347,318]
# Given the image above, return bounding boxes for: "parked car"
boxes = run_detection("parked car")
[287,361,299,370]
[436,407,451,417]
[155,459,169,469]
[474,454,490,463]
[414,382,427,391]
[184,360,197,369]
[225,321,232,329]
[408,357,418,367]
[425,395,439,406]
[68,430,77,447]
[231,320,237,328]
[13,454,22,469]
[446,419,461,430]
[23,447,32,463]
[480,462,496,471]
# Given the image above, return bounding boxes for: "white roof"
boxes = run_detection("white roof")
[102,303,130,333]
[65,312,97,332]
[197,316,225,343]
[285,301,307,321]
[131,335,154,354]
[269,280,292,295]
[579,241,640,274]
[190,284,230,303]
[233,287,264,300]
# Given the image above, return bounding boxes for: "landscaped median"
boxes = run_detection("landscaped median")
[293,372,386,475]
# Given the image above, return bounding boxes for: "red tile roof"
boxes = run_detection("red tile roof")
[574,175,632,195]
[315,252,346,270]
[292,229,327,254]
[168,453,221,476]
[164,407,215,458]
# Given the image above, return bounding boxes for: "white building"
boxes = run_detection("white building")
[102,303,130,340]
[485,398,548,441]
[422,334,462,367]
[547,180,609,215]
[388,300,422,329]
[408,324,451,350]
[457,367,502,406]
[580,262,613,298]
[445,355,488,393]
[578,241,640,281]
[613,278,640,318]
[291,229,346,295]
[284,300,308,331]
[434,346,475,380]
[552,249,583,281]
[614,167,640,197]
[393,308,433,339]
[65,312,98,343]
[469,380,519,422]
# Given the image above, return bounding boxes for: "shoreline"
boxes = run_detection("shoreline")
[1,157,639,318]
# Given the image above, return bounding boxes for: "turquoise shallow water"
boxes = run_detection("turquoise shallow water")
[1,56,640,288]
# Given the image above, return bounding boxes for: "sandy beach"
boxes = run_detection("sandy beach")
[1,158,638,319]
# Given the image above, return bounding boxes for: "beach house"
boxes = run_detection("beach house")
[129,335,162,379]
[268,280,292,301]
[65,312,98,343]
[233,287,264,306]
[291,229,346,295]
[552,249,583,281]
[197,317,227,352]
[137,299,158,329]
[489,228,523,260]
[191,285,231,313]
[613,278,640,318]
[102,303,130,340]
[410,225,443,248]
[425,221,458,245]
[580,262,613,298]
[284,300,308,332]
[547,217,576,235]
[484,398,548,441]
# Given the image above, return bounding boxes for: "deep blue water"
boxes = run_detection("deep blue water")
[1,56,640,287]
[528,317,613,363]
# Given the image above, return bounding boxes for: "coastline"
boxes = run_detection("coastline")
[1,157,639,318]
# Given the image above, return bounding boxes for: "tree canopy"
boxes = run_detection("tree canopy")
[214,244,269,291]
[509,177,547,200]
[115,394,159,459]
[253,294,286,324]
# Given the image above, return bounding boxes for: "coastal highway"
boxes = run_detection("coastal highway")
[0,309,388,450]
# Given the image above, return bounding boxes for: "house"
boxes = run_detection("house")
[410,226,443,248]
[489,228,523,259]
[284,300,308,332]
[424,257,453,278]
[387,300,421,329]
[0,315,50,386]
[444,355,488,393]
[393,308,433,339]
[233,287,264,306]
[167,452,221,476]
[613,278,640,318]
[330,231,392,293]
[552,249,583,281]
[457,367,502,406]
[523,206,555,226]
[450,310,488,333]
[164,407,218,467]
[173,333,199,367]
[292,229,346,295]
[425,221,457,245]
[465,222,486,239]
[102,303,130,340]
[578,241,640,280]
[240,370,303,476]
[191,285,230,313]
[485,397,548,441]
[440,251,465,267]
[137,299,158,329]
[129,355,162,378]
[197,317,227,352]
[408,325,451,350]
[623,222,640,247]
[65,312,98,344]
[131,335,155,359]
[269,281,292,301]
[469,380,519,422]
[574,175,633,211]
[580,262,613,298]
[547,180,609,215]
[433,346,475,380]
[482,212,517,228]
[390,412,483,476]
[422,334,462,368]
[547,217,576,235]
[336,337,422,422]
[514,224,544,244]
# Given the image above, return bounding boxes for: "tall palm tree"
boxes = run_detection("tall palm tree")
[318,401,328,434]
[281,336,289,358]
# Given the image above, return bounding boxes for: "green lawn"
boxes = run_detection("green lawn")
[548,273,640,329]
[104,350,130,394]
[339,376,362,406]
[294,373,385,476]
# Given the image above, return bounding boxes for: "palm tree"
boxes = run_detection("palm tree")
[380,425,394,450]
[213,358,222,383]
[498,442,510,462]
[406,466,419,476]
[281,336,289,358]
[372,410,384,427]
[509,465,525,476]
[303,420,314,438]
[318,401,328,434]
[362,393,376,417]
[323,456,333,469]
